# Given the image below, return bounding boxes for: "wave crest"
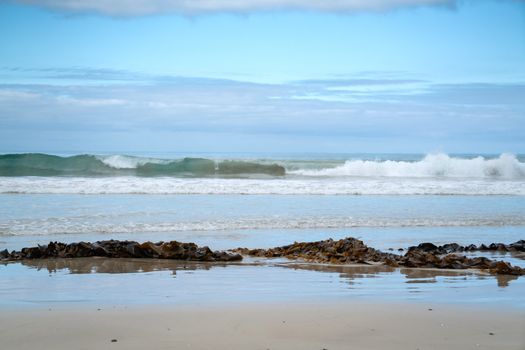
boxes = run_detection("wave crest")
[1,153,524,179]
[291,153,525,179]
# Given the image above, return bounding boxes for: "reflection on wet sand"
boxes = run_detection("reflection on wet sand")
[17,258,239,275]
[275,262,520,288]
[12,257,520,288]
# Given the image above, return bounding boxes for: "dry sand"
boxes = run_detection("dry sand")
[1,302,524,350]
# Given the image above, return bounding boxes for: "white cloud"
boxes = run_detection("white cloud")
[0,78,523,152]
[10,0,455,16]
[0,89,40,101]
[55,95,128,107]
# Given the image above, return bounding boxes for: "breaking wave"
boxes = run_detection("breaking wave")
[290,153,525,179]
[0,153,524,180]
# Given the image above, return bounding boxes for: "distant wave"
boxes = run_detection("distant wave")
[0,153,285,177]
[290,153,525,179]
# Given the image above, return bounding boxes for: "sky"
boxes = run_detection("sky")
[0,0,524,154]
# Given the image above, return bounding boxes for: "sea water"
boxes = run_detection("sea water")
[1,152,524,307]
[1,152,524,246]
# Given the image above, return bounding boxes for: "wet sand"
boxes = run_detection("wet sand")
[1,257,524,349]
[2,257,525,308]
[1,302,524,350]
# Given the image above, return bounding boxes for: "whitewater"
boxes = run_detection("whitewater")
[1,152,524,248]
[0,153,524,195]
[1,177,524,195]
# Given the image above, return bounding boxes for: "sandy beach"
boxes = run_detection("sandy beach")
[2,246,525,350]
[2,0,525,348]
[1,302,523,350]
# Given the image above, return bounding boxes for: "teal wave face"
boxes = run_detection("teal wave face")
[0,154,112,176]
[0,154,286,177]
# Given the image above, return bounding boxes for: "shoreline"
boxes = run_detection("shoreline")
[1,301,524,350]
[2,256,525,310]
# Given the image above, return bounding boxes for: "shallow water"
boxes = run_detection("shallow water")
[1,258,524,309]
[1,180,524,309]
[1,194,524,241]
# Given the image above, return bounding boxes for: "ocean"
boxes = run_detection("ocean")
[1,152,524,195]
[1,152,524,247]
[1,152,525,307]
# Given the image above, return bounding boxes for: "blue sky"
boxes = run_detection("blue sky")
[0,0,524,154]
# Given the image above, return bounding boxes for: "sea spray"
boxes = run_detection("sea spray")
[289,153,525,179]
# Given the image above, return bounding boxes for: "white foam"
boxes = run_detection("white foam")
[2,215,524,236]
[290,153,525,179]
[98,155,167,169]
[0,177,524,195]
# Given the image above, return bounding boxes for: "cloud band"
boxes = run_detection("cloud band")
[6,0,456,16]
